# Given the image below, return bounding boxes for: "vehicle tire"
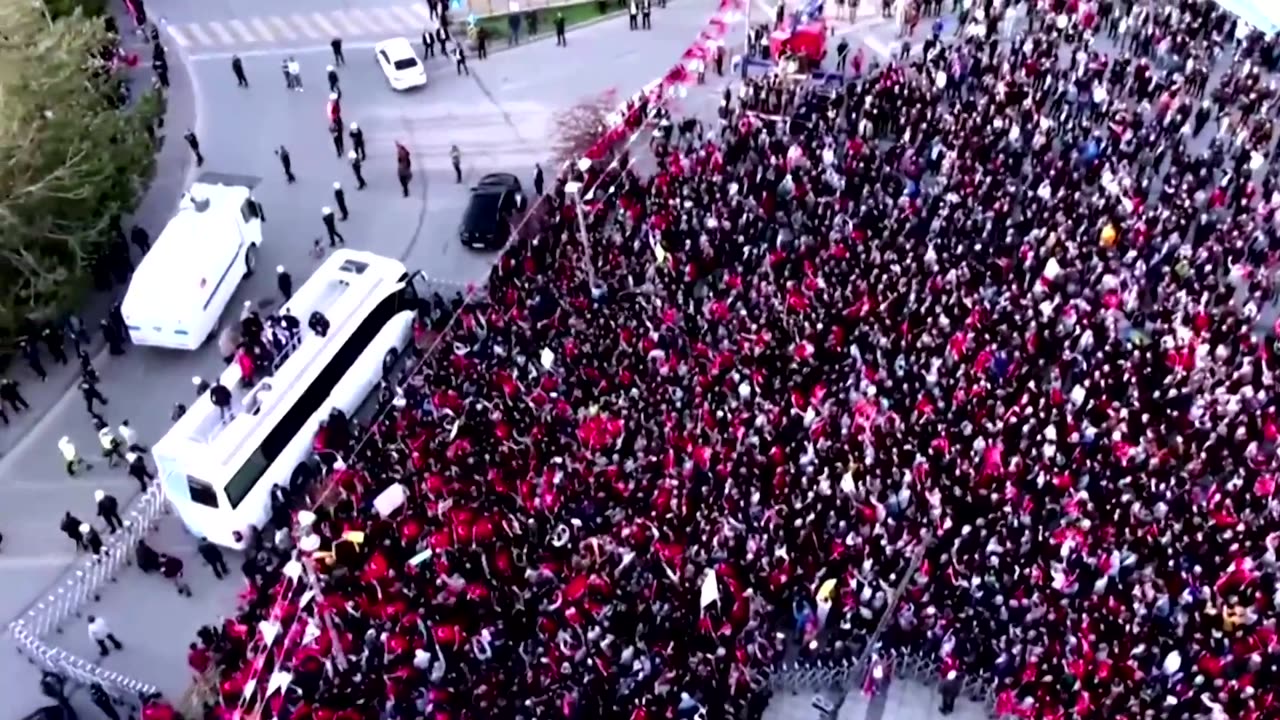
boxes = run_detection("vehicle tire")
[244,244,258,278]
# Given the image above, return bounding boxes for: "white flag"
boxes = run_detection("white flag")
[266,670,293,697]
[699,569,721,610]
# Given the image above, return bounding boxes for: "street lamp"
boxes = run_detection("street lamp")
[564,156,600,291]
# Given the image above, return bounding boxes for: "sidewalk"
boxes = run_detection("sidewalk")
[0,4,196,458]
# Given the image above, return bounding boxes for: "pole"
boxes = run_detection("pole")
[566,182,598,290]
[300,551,347,672]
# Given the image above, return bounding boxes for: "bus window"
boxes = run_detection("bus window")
[225,448,271,509]
[188,477,220,508]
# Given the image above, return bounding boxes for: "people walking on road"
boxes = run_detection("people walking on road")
[348,151,367,189]
[396,142,413,197]
[0,378,29,415]
[835,38,849,71]
[453,44,469,76]
[96,422,125,467]
[286,56,303,90]
[330,37,345,66]
[126,452,153,490]
[277,266,293,300]
[89,683,122,720]
[18,338,45,382]
[476,26,489,59]
[197,538,230,579]
[130,224,150,255]
[322,207,345,247]
[349,122,366,161]
[61,512,87,550]
[87,615,123,657]
[101,317,125,356]
[629,0,639,29]
[333,182,349,220]
[95,490,124,533]
[231,55,248,87]
[42,326,68,366]
[329,120,345,158]
[326,92,342,127]
[327,65,341,94]
[276,145,296,183]
[118,420,146,454]
[533,163,544,195]
[422,28,435,58]
[641,0,652,29]
[554,12,566,45]
[65,314,91,354]
[183,130,204,167]
[80,379,108,423]
[58,436,92,476]
[449,144,462,184]
[83,524,104,557]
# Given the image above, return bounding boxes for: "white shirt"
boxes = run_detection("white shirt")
[88,617,111,641]
[118,423,138,447]
[58,438,77,462]
[98,427,117,451]
[287,60,301,75]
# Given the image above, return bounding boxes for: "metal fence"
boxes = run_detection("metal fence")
[768,651,1001,715]
[8,480,169,708]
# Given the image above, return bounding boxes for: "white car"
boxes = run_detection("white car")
[375,37,427,90]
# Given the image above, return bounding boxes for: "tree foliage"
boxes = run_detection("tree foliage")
[0,0,159,342]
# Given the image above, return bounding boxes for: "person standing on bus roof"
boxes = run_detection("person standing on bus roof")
[277,266,293,300]
[193,376,210,396]
[210,381,232,422]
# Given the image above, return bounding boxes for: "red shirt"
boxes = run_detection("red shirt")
[188,646,211,674]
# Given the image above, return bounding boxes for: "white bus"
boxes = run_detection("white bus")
[122,172,266,351]
[153,250,431,548]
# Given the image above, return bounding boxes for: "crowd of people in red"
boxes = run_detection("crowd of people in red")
[181,1,1280,720]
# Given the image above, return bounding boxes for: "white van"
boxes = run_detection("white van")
[122,172,265,351]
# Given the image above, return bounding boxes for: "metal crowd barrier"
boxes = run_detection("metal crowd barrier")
[8,480,168,705]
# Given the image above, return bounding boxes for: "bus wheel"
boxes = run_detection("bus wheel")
[244,244,259,278]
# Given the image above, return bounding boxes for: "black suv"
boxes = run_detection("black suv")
[459,173,527,250]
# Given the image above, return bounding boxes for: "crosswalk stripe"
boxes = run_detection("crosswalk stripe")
[228,19,255,42]
[267,16,299,41]
[207,20,235,44]
[292,14,322,39]
[346,8,385,33]
[310,12,340,37]
[331,10,364,34]
[248,17,275,42]
[167,25,191,47]
[408,4,433,21]
[391,5,423,25]
[184,23,214,45]
[370,7,400,29]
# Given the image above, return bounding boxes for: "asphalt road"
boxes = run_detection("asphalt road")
[1,1,741,714]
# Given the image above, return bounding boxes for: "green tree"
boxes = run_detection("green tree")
[0,0,160,342]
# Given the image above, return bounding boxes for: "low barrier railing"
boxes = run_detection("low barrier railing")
[8,480,168,707]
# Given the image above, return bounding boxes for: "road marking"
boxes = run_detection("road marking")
[167,25,191,46]
[864,34,891,57]
[292,13,323,39]
[187,37,389,60]
[370,7,401,29]
[207,20,236,44]
[228,19,255,42]
[268,16,300,41]
[347,8,385,33]
[0,554,77,570]
[311,12,340,37]
[249,17,275,42]
[391,6,422,26]
[331,10,364,35]
[409,4,434,22]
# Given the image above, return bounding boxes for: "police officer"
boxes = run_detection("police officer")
[231,54,249,87]
[449,144,463,184]
[101,317,125,355]
[89,682,122,720]
[329,119,345,157]
[81,378,108,422]
[327,65,341,94]
[333,182,350,220]
[95,490,124,532]
[348,150,367,190]
[96,422,126,467]
[198,538,230,579]
[276,145,296,183]
[349,122,367,161]
[322,207,345,247]
[61,511,87,550]
[126,452,154,490]
[183,129,204,166]
[0,378,28,414]
[20,337,45,382]
[939,670,961,714]
[277,266,293,300]
[130,224,151,254]
[42,326,67,365]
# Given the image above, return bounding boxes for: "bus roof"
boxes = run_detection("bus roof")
[155,250,408,479]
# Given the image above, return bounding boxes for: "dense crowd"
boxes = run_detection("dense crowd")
[187,1,1280,720]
